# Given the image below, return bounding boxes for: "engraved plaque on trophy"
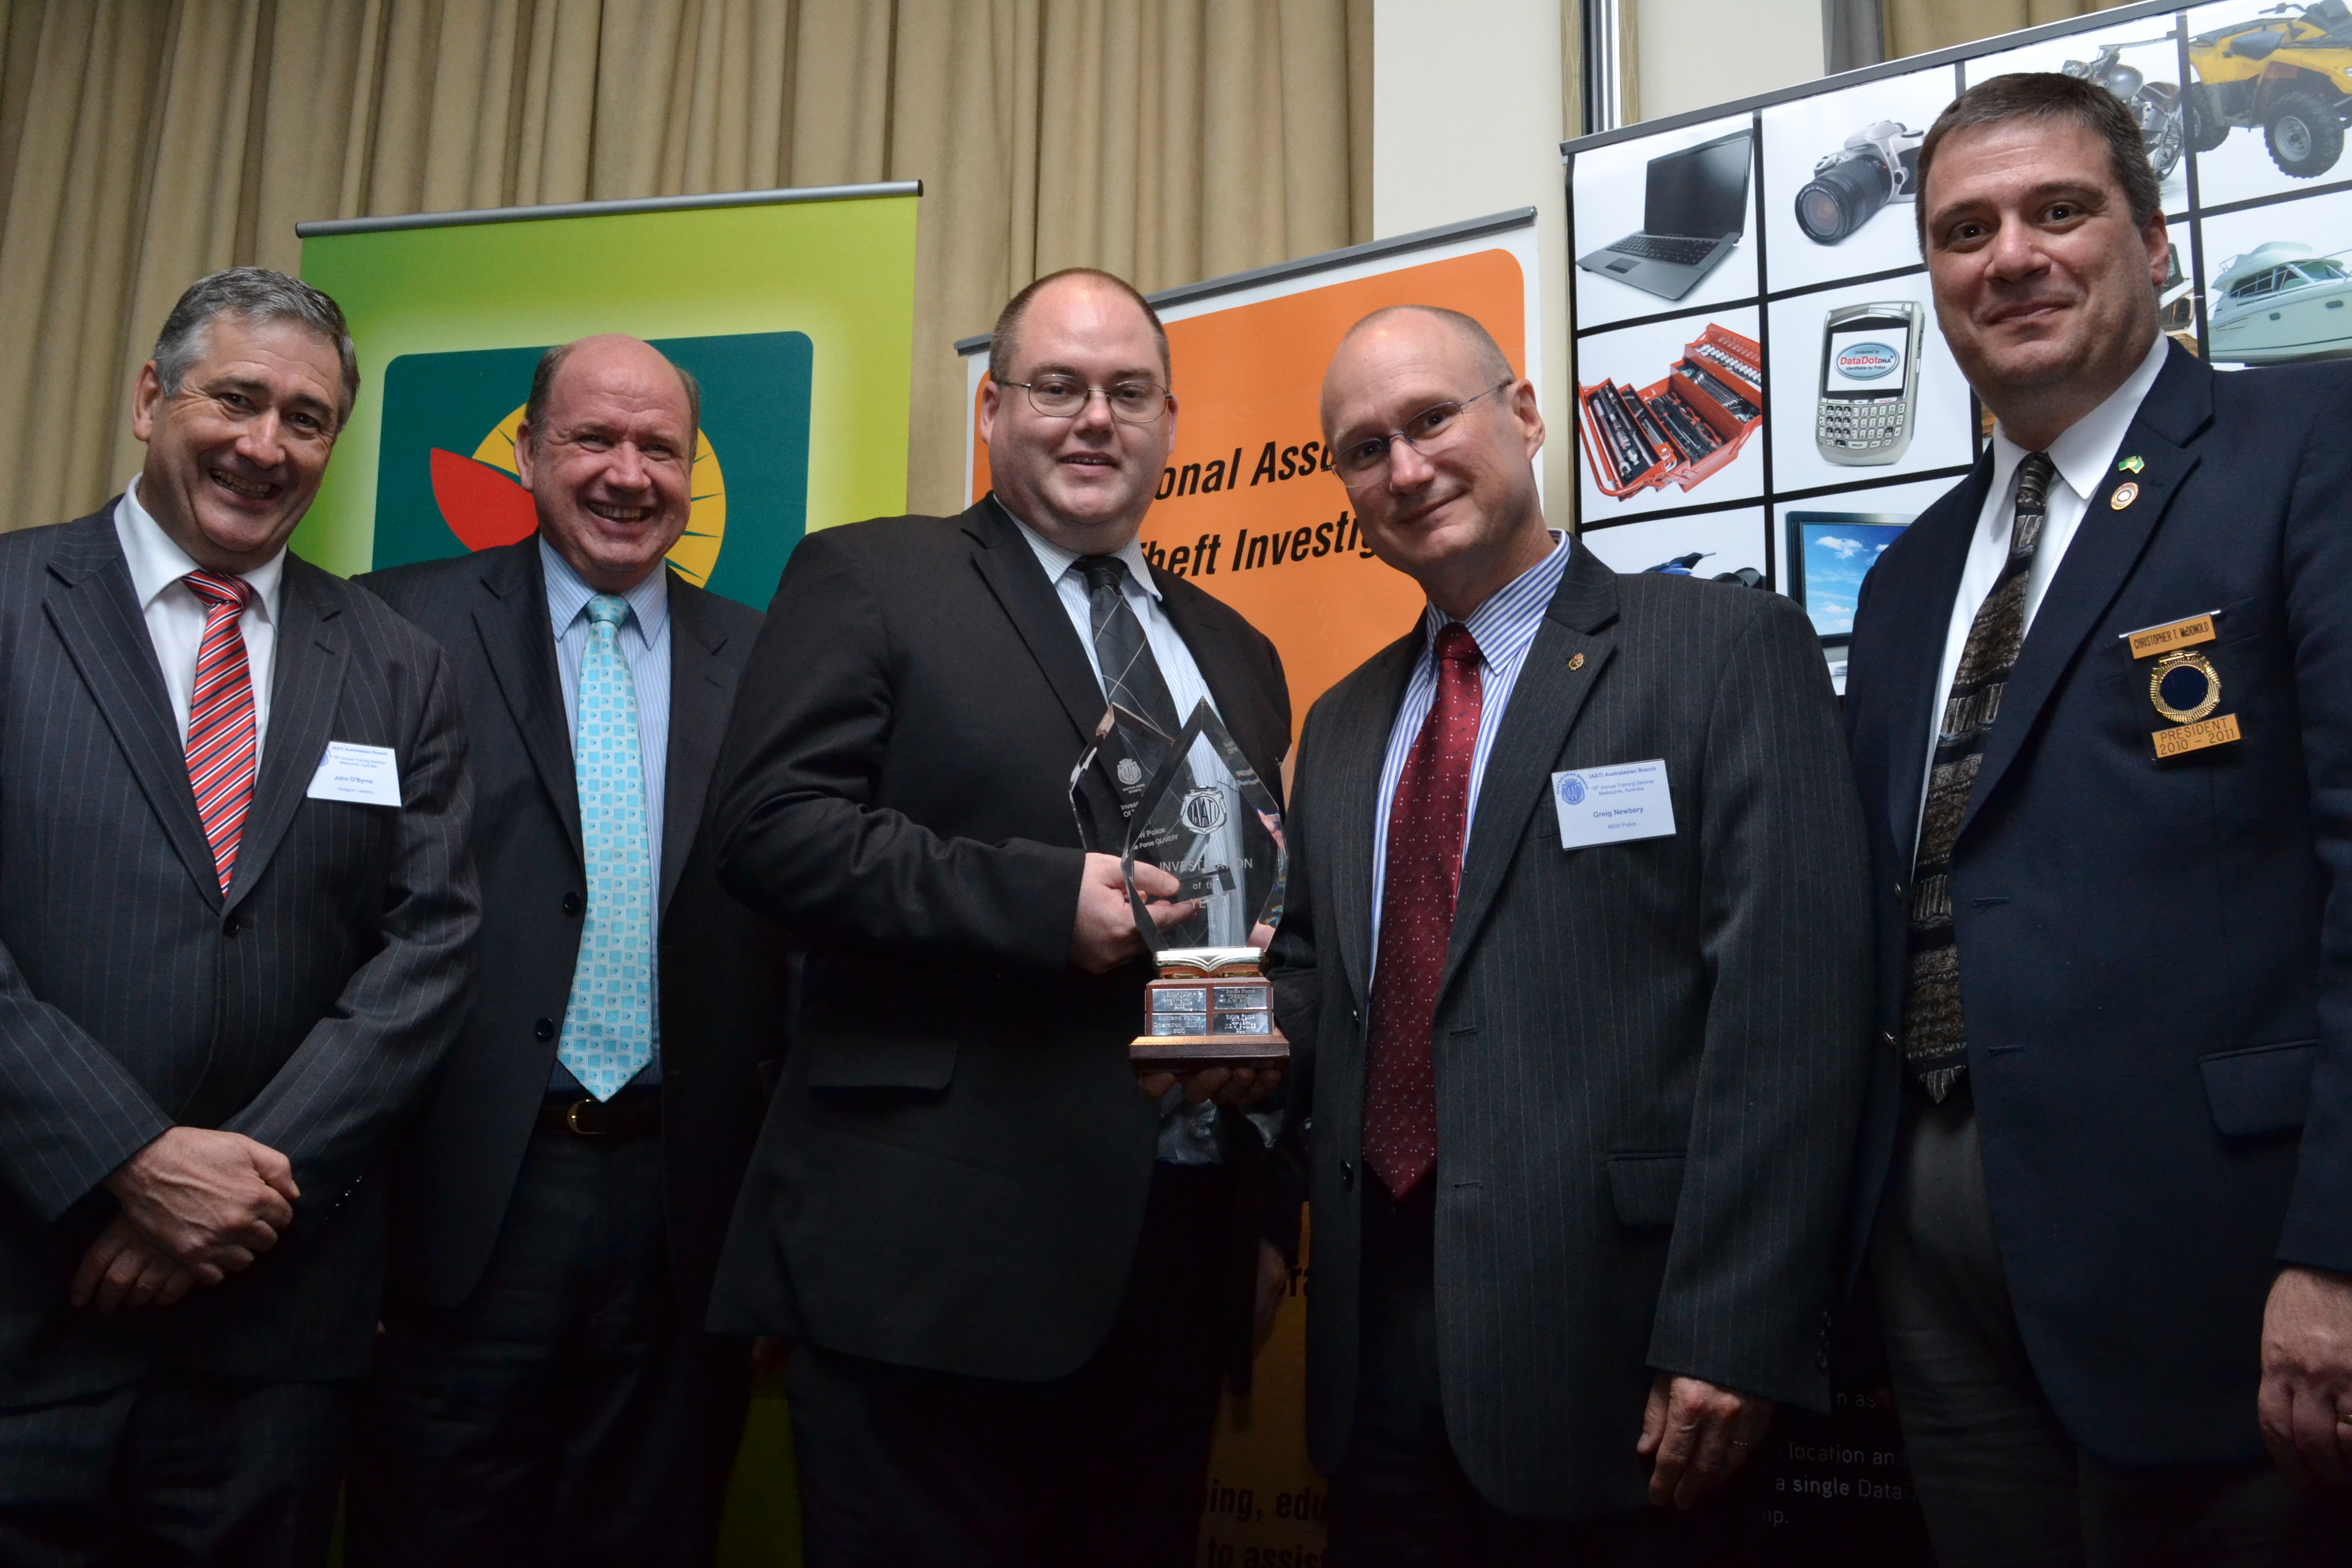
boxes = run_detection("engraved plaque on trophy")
[1069,698,1289,1074]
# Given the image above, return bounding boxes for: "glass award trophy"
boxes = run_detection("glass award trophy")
[1069,698,1289,1074]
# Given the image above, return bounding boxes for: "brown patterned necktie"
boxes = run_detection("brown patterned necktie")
[1903,450,2054,1101]
[1363,622,1483,1199]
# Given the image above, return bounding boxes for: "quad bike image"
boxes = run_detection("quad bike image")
[2061,40,2187,180]
[2186,1,2352,180]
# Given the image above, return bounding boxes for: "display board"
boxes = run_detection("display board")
[1566,0,2344,699]
[296,184,920,610]
[960,211,1542,1567]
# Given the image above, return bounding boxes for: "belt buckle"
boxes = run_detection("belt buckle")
[564,1098,604,1137]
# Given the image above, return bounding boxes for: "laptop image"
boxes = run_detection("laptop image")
[1577,129,1753,302]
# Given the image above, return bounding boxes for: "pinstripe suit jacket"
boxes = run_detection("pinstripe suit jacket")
[1266,539,1873,1521]
[0,507,479,1408]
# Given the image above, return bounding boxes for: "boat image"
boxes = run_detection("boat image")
[2208,241,2352,364]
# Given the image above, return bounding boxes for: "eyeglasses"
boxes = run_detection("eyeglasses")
[998,374,1171,424]
[1332,380,1514,482]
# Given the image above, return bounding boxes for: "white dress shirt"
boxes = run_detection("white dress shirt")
[1918,333,2170,833]
[542,536,673,1086]
[1006,503,1231,1164]
[113,480,286,767]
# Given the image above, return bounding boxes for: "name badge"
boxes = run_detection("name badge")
[2122,611,2217,660]
[1552,760,1676,849]
[306,742,402,806]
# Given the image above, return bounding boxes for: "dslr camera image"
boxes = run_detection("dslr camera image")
[1795,121,1923,243]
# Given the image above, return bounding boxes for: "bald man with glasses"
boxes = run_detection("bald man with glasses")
[1264,305,1875,1564]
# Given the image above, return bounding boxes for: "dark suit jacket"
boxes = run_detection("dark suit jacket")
[359,539,785,1318]
[0,507,478,1408]
[706,497,1289,1381]
[1841,343,2352,1466]
[1266,541,1873,1521]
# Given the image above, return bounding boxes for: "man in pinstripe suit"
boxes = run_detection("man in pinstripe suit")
[0,269,478,1567]
[1265,306,1873,1563]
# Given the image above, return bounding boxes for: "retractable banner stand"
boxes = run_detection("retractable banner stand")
[1565,0,2326,1559]
[296,183,921,609]
[961,211,1542,1568]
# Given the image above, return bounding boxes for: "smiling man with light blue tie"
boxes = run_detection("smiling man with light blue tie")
[350,334,783,1568]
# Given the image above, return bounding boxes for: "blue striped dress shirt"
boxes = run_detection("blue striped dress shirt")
[543,536,672,1084]
[1369,530,1571,973]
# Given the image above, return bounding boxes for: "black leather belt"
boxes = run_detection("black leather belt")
[538,1091,661,1140]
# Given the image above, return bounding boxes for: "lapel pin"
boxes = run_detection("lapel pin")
[2119,454,2145,474]
[1568,652,1586,672]
[2111,481,2140,510]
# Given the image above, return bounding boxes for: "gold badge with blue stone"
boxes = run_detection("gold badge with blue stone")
[2123,611,2241,758]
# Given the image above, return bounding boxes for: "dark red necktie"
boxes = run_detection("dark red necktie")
[1363,622,1483,1200]
[183,570,258,894]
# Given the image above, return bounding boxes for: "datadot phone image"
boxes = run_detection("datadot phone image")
[1816,302,1922,466]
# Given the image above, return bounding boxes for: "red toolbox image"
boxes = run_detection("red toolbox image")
[1577,323,1763,500]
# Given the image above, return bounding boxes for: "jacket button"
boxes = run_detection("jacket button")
[561,892,584,916]
[534,1018,556,1041]
[222,914,242,936]
[1339,1161,1355,1190]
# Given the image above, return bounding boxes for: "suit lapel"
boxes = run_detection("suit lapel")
[1438,544,1618,1001]
[1957,349,2211,846]
[659,577,731,915]
[1153,575,1284,791]
[963,496,1116,747]
[474,541,582,860]
[224,556,348,906]
[1330,628,1422,1011]
[40,510,224,910]
[1876,456,1991,864]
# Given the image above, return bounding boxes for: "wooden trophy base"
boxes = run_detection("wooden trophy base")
[1129,947,1291,1074]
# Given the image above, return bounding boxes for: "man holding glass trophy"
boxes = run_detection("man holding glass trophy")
[707,268,1293,1567]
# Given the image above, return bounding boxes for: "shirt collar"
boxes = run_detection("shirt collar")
[539,533,671,640]
[1420,528,1570,664]
[1988,331,2170,504]
[998,498,1162,602]
[114,478,285,620]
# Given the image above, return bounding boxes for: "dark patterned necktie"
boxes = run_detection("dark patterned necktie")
[1076,555,1185,818]
[1363,622,1483,1199]
[183,570,258,894]
[1904,451,2054,1101]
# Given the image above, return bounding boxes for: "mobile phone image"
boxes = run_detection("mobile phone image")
[1816,302,1922,466]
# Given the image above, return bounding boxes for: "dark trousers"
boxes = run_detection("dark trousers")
[1326,1177,1709,1568]
[1872,1084,2349,1567]
[0,1372,347,1568]
[348,1108,752,1568]
[785,1162,1236,1568]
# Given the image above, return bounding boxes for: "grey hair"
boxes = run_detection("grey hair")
[151,268,359,426]
[521,338,702,454]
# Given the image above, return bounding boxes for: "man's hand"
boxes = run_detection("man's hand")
[101,1126,299,1274]
[69,1214,211,1313]
[1636,1373,1775,1511]
[2260,1265,2352,1486]
[1253,1240,1290,1354]
[1070,854,1194,974]
[1135,1065,1284,1110]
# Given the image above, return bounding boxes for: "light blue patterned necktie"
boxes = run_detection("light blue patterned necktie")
[558,593,654,1100]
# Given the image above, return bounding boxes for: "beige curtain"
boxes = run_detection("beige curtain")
[1885,0,2113,60]
[0,0,1371,534]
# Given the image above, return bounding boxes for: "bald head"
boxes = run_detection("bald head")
[1321,306,1512,427]
[516,333,700,594]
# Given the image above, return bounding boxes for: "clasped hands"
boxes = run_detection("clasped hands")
[1069,852,1281,1113]
[69,1126,299,1314]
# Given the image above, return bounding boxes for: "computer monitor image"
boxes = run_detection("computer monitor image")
[1783,511,1910,690]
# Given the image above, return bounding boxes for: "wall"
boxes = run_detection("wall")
[1371,0,1577,516]
[1633,0,1827,121]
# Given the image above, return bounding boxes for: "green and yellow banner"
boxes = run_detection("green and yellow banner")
[297,186,919,609]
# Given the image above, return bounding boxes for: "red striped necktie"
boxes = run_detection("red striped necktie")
[183,570,258,895]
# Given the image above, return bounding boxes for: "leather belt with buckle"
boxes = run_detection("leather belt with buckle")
[538,1091,661,1141]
